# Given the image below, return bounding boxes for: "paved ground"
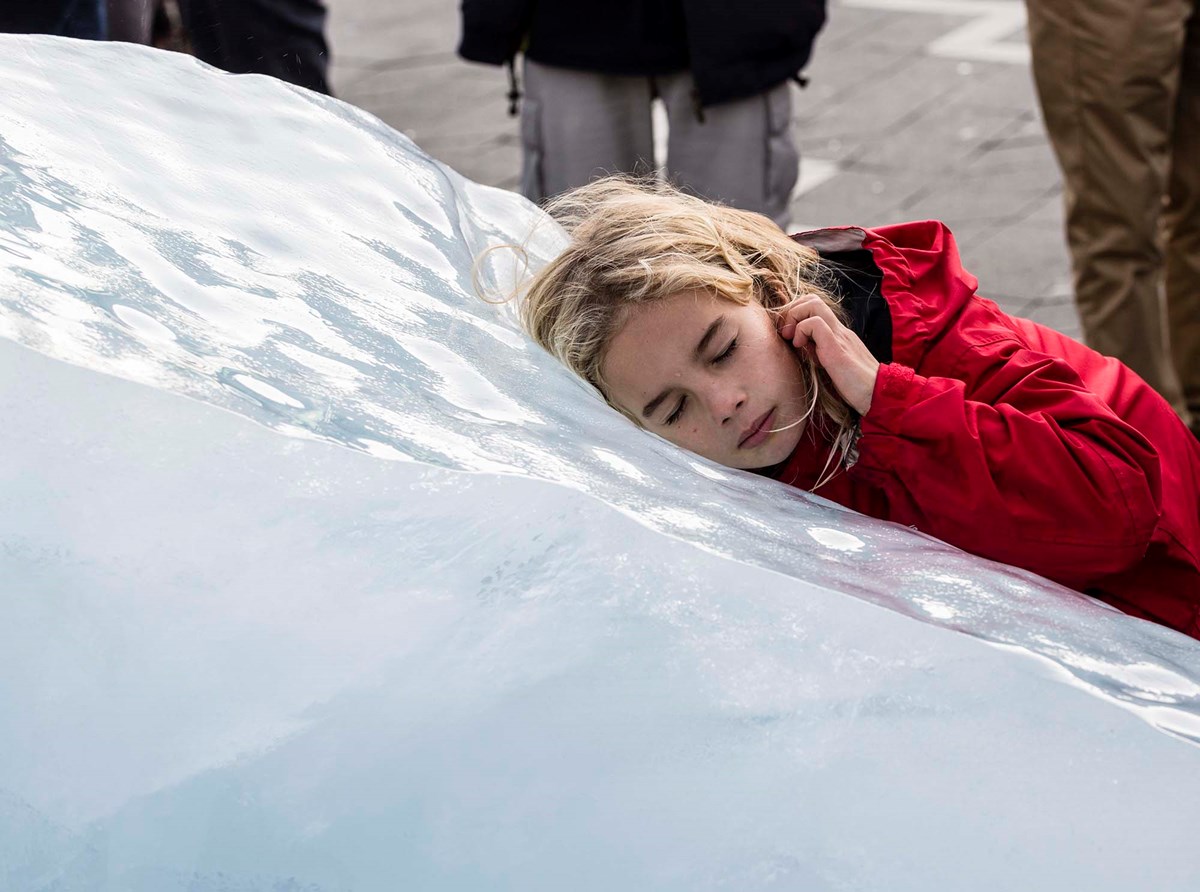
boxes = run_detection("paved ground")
[326,0,1079,337]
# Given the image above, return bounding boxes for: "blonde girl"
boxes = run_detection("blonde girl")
[513,176,1200,639]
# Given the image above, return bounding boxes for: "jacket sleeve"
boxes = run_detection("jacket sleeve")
[853,339,1163,590]
[458,0,535,65]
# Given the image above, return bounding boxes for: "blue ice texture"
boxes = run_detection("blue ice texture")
[2,34,1199,892]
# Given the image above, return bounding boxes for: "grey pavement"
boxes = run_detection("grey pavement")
[327,0,1079,338]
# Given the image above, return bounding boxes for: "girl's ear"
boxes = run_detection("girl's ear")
[767,282,798,316]
[755,277,782,313]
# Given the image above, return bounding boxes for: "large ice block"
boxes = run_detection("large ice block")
[1,35,1198,891]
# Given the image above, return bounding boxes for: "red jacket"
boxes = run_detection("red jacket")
[776,221,1200,637]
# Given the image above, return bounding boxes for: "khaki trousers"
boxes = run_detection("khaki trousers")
[520,58,798,229]
[1026,0,1200,428]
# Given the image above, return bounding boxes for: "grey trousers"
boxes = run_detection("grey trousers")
[520,58,798,229]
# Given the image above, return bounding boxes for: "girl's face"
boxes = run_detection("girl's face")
[600,289,810,469]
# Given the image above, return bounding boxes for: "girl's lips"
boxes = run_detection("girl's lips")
[739,408,775,448]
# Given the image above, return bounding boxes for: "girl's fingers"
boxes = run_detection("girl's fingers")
[790,315,833,352]
[789,315,881,415]
[777,294,840,337]
[784,313,822,347]
[800,297,841,329]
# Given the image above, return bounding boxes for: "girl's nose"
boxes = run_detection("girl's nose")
[708,386,746,425]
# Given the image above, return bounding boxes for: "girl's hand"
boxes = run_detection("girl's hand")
[776,293,880,416]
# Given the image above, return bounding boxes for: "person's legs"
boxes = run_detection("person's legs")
[519,58,655,204]
[106,0,154,43]
[0,0,107,38]
[0,5,60,33]
[179,0,330,93]
[60,0,108,38]
[1165,3,1200,433]
[1026,0,1192,419]
[658,73,797,229]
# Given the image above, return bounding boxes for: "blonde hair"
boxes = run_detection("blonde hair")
[507,176,858,481]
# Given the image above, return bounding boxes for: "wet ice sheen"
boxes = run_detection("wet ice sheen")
[2,35,1199,892]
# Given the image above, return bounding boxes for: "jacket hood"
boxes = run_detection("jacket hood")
[864,220,980,369]
[794,220,979,369]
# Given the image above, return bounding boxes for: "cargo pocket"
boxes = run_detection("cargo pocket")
[764,83,799,226]
[519,97,545,204]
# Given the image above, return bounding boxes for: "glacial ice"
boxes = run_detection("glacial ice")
[2,35,1199,891]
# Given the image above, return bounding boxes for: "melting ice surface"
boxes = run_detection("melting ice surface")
[2,36,1200,891]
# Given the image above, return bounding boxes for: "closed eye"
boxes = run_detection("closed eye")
[664,396,687,426]
[712,338,738,364]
